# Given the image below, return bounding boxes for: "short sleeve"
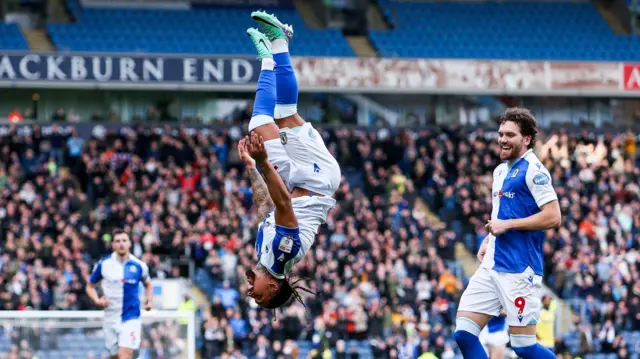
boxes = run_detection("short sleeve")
[268,226,301,278]
[525,163,558,208]
[140,262,151,283]
[89,261,103,284]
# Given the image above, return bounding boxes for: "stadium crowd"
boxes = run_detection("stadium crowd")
[0,122,463,359]
[0,117,639,358]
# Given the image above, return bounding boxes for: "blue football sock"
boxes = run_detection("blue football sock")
[251,61,276,119]
[453,318,489,359]
[273,39,298,118]
[511,335,556,359]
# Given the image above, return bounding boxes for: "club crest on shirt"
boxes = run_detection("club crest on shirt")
[280,133,287,145]
[510,169,519,178]
[129,265,137,273]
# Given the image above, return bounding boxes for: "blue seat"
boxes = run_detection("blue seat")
[370,0,640,61]
[0,23,28,50]
[48,0,354,56]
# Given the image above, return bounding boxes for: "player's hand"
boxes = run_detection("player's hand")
[238,137,256,168]
[145,299,152,311]
[485,219,511,236]
[247,132,268,165]
[96,297,109,309]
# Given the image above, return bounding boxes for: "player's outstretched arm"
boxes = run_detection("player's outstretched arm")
[238,139,275,220]
[244,133,298,228]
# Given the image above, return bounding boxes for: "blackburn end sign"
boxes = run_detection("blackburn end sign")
[0,53,260,90]
[0,51,636,96]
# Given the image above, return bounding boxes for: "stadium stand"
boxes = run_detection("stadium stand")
[47,0,354,56]
[371,0,640,61]
[2,111,637,358]
[0,122,464,358]
[0,23,29,51]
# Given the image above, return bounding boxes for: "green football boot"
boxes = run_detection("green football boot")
[251,10,294,42]
[246,28,273,61]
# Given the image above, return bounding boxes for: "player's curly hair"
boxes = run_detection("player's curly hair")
[499,107,539,149]
[263,276,316,315]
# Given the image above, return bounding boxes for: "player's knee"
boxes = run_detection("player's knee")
[455,317,482,336]
[248,116,278,137]
[117,347,134,359]
[273,108,299,122]
[454,317,482,347]
[107,345,119,358]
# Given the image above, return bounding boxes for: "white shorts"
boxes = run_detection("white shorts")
[104,319,142,355]
[273,122,341,197]
[458,266,543,327]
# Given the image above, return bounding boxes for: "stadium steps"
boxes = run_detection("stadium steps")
[293,0,324,29]
[23,29,55,51]
[415,198,445,230]
[592,0,632,34]
[368,1,391,30]
[454,242,480,279]
[49,0,73,23]
[189,285,210,313]
[345,35,378,57]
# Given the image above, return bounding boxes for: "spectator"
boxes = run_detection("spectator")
[537,295,556,351]
[51,108,66,122]
[215,280,240,310]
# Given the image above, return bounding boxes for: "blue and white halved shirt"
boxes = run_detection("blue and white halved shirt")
[89,253,150,325]
[482,149,558,276]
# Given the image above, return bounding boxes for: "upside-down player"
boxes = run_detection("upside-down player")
[241,11,341,309]
[454,108,562,359]
[86,229,153,359]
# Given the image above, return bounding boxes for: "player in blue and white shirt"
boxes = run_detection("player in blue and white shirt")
[454,108,561,359]
[238,132,335,310]
[239,12,340,312]
[86,229,153,359]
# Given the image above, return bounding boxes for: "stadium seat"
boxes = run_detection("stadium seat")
[48,0,354,56]
[371,0,640,61]
[0,23,29,50]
